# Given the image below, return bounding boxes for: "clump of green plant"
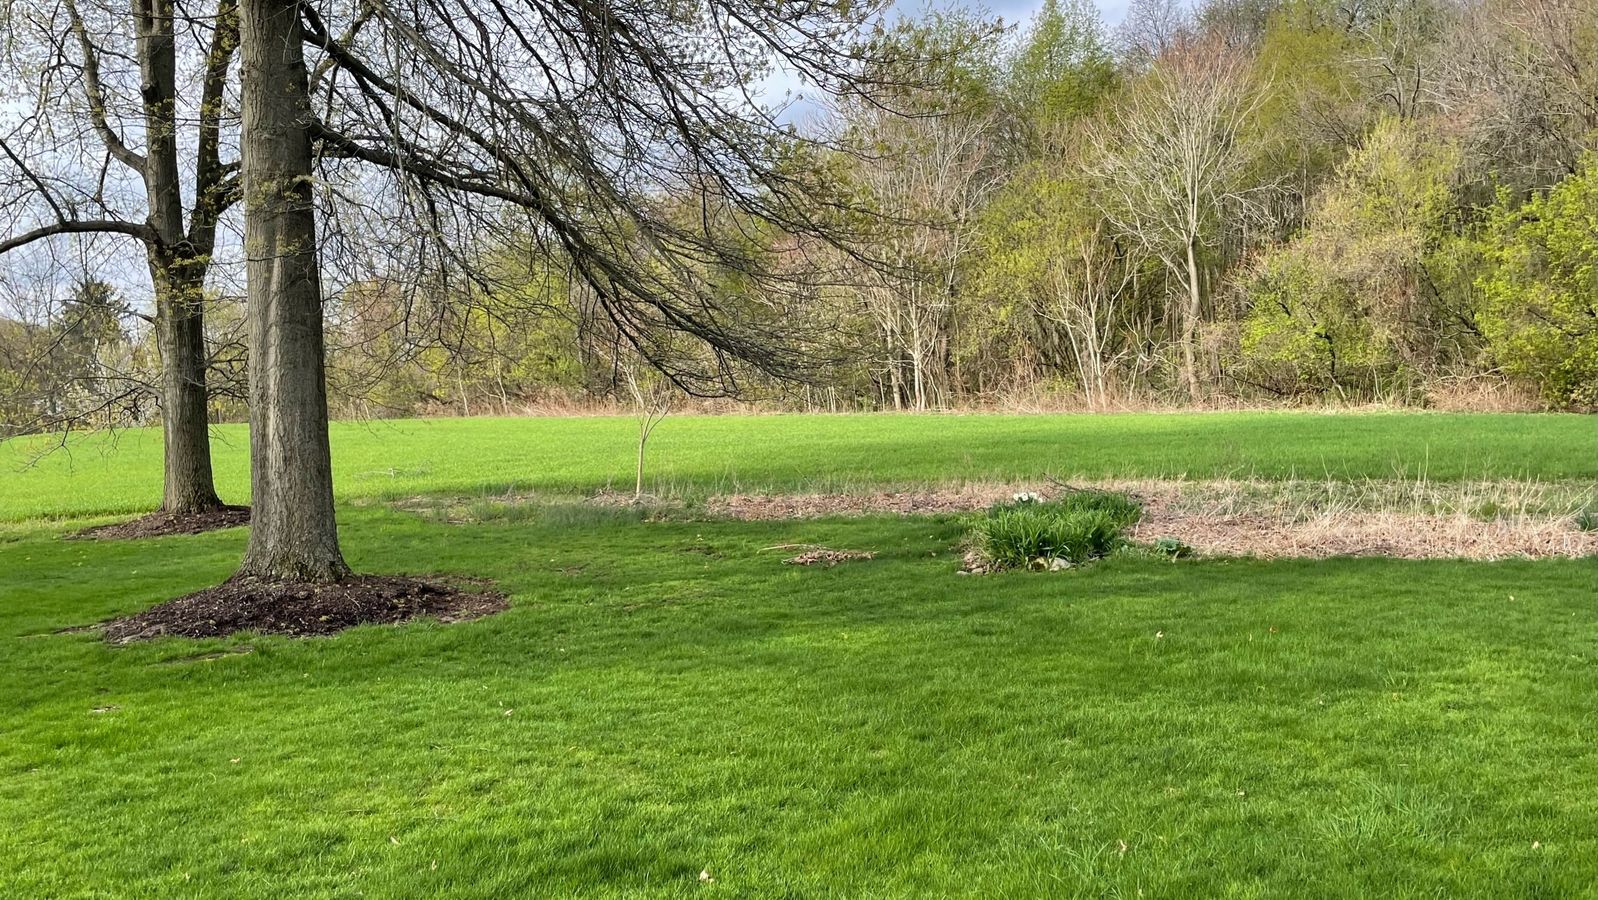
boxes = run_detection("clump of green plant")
[1151,536,1195,559]
[967,491,1141,571]
[1575,509,1598,532]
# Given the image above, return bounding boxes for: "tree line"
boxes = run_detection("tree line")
[6,0,1594,434]
[319,0,1596,414]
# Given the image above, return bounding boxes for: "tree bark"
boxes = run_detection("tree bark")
[135,0,225,515]
[235,0,350,582]
[1181,238,1203,403]
[154,274,223,513]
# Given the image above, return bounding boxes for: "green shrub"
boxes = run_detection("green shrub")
[1151,536,1195,558]
[1475,155,1598,410]
[1232,118,1461,401]
[968,491,1140,570]
[1051,489,1142,524]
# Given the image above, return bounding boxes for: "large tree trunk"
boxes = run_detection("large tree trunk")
[135,0,224,515]
[235,0,350,582]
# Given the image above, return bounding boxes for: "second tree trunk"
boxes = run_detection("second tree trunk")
[235,0,350,583]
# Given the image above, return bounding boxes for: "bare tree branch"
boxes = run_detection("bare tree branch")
[0,218,157,254]
[63,0,148,173]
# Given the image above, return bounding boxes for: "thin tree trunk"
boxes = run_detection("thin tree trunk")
[635,430,647,498]
[136,0,224,515]
[1182,238,1203,403]
[235,0,350,582]
[909,303,926,411]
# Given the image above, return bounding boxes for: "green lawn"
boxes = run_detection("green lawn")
[2,412,1594,896]
[2,410,1594,521]
[1,504,1593,897]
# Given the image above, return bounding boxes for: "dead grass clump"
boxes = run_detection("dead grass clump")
[1123,477,1596,524]
[1419,376,1543,413]
[712,489,1006,520]
[766,544,877,567]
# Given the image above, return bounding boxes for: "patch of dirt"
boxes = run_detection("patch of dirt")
[387,480,1594,561]
[73,505,251,540]
[779,546,877,567]
[103,575,507,643]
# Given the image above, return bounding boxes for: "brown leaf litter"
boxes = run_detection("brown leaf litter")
[764,544,877,566]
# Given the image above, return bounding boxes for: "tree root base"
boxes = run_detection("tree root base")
[102,575,506,643]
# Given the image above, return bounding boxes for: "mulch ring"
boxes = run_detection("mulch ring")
[72,505,252,540]
[102,575,507,643]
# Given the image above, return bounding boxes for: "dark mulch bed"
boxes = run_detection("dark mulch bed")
[103,575,507,643]
[73,505,252,540]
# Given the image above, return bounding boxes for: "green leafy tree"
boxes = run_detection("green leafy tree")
[977,171,1138,406]
[1474,156,1598,409]
[1236,118,1464,397]
[951,0,1127,402]
[1007,0,1118,138]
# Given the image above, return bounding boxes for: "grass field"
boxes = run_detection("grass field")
[1,412,1594,897]
[2,410,1594,521]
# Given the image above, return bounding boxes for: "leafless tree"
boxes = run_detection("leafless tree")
[852,108,1009,410]
[1118,0,1193,70]
[620,361,674,500]
[1088,38,1269,400]
[222,0,921,582]
[1034,224,1140,409]
[1348,0,1455,121]
[1434,0,1598,190]
[0,0,241,515]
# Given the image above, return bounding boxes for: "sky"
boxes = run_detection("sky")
[900,0,1134,34]
[764,0,1132,119]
